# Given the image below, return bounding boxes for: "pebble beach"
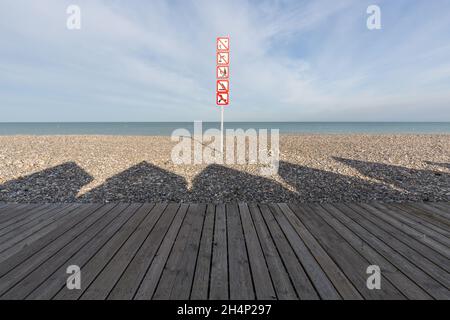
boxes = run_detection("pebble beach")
[0,134,449,203]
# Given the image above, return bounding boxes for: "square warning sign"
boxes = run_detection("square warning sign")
[216,92,229,105]
[216,80,229,93]
[217,52,229,65]
[216,37,229,52]
[217,66,229,79]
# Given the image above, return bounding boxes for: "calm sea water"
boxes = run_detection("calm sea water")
[0,122,449,135]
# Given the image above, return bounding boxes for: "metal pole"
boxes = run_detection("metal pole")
[220,106,224,153]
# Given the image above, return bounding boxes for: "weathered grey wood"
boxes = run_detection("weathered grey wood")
[325,203,447,299]
[0,204,71,248]
[0,202,448,300]
[0,204,49,228]
[0,204,76,256]
[80,203,170,300]
[269,204,340,300]
[391,204,450,235]
[0,204,111,296]
[372,203,450,248]
[0,204,105,271]
[238,203,276,300]
[289,203,404,300]
[149,204,204,300]
[191,204,215,300]
[209,204,228,300]
[54,204,156,300]
[359,203,450,259]
[26,204,146,299]
[341,203,450,290]
[346,203,450,272]
[168,204,207,300]
[226,203,255,300]
[430,203,450,216]
[124,204,188,300]
[249,204,297,300]
[278,203,362,300]
[259,204,318,299]
[106,204,185,300]
[410,203,450,222]
[0,204,56,238]
[1,204,131,299]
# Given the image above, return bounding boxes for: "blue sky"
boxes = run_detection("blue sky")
[1,0,450,121]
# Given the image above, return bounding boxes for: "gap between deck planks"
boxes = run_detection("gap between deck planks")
[0,202,448,300]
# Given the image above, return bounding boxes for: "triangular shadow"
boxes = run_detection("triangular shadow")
[278,160,405,202]
[333,157,450,201]
[0,162,93,203]
[79,161,188,202]
[188,164,296,203]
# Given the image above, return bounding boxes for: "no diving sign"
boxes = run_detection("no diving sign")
[216,37,229,106]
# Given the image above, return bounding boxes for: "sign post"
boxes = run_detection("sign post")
[216,36,229,153]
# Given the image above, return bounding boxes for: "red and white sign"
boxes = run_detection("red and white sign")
[216,37,229,51]
[216,92,229,105]
[216,37,229,106]
[216,80,229,93]
[217,66,229,79]
[217,52,229,65]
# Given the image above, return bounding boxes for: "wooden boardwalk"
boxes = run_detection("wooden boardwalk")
[0,202,448,300]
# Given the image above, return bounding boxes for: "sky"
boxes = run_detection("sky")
[0,0,450,122]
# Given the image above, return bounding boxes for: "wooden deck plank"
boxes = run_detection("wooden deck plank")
[391,204,450,235]
[109,203,186,300]
[190,204,215,300]
[0,202,447,300]
[359,203,450,259]
[269,204,340,300]
[26,204,146,299]
[346,204,450,273]
[249,204,297,300]
[149,204,205,300]
[0,204,50,229]
[0,203,111,297]
[0,204,56,238]
[0,204,105,270]
[410,203,450,222]
[168,204,207,300]
[371,203,450,248]
[209,204,228,300]
[0,204,73,250]
[259,204,319,300]
[429,203,450,216]
[288,203,405,300]
[80,203,170,300]
[53,204,156,300]
[225,203,254,299]
[324,203,448,299]
[1,204,131,299]
[341,203,450,290]
[238,203,276,300]
[277,203,362,300]
[127,204,189,300]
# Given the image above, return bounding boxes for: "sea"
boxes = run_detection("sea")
[0,122,449,135]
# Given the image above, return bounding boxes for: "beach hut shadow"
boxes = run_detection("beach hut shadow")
[333,157,450,201]
[278,160,405,202]
[188,164,297,203]
[0,162,93,203]
[79,161,188,203]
